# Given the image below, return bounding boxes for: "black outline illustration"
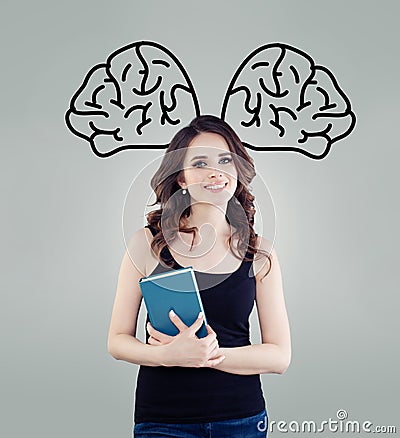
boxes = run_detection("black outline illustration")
[65,41,356,160]
[65,41,200,158]
[221,43,356,159]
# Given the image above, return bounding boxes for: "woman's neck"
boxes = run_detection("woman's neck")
[185,202,231,237]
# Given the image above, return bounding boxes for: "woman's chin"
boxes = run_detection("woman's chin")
[189,195,230,206]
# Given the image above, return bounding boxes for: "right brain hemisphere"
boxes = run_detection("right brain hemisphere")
[221,44,355,157]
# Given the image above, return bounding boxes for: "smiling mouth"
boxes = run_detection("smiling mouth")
[203,182,228,192]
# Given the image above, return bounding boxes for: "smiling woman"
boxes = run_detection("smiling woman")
[107,115,291,437]
[173,131,239,247]
[146,115,269,267]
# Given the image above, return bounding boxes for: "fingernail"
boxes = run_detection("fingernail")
[169,309,176,317]
[198,311,203,319]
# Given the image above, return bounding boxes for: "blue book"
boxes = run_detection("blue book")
[139,266,208,338]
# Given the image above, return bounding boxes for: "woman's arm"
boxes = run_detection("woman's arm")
[212,237,292,375]
[107,228,170,366]
[109,333,169,367]
[108,228,225,368]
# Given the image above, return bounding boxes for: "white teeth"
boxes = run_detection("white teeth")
[205,184,225,189]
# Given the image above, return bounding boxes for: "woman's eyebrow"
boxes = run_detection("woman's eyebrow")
[190,152,232,162]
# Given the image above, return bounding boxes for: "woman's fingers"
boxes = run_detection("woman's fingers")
[207,341,219,357]
[206,324,215,334]
[169,309,189,332]
[148,336,162,345]
[206,355,226,367]
[187,312,207,336]
[147,322,173,343]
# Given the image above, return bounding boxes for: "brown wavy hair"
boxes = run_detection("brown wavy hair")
[146,115,272,281]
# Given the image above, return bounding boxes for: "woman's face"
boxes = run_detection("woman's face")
[178,132,238,205]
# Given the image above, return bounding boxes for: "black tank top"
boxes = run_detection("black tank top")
[134,225,266,424]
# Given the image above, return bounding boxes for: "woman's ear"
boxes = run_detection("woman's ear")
[177,177,186,189]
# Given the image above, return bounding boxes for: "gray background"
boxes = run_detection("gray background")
[1,1,399,437]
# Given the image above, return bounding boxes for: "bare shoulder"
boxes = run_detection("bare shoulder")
[252,234,277,281]
[107,228,152,343]
[125,227,158,277]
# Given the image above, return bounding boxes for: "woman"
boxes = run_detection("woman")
[107,115,291,437]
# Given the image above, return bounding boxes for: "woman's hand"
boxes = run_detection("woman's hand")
[147,321,174,346]
[147,311,226,368]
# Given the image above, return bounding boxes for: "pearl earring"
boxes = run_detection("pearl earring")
[182,188,187,195]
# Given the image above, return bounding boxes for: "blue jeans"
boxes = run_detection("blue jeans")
[133,408,268,437]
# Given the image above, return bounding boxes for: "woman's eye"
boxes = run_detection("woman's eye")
[221,157,233,164]
[192,161,207,168]
[192,157,232,168]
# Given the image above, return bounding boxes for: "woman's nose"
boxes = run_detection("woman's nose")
[208,167,224,177]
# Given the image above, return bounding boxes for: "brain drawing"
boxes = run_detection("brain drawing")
[221,43,356,159]
[65,41,200,157]
[66,41,356,160]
